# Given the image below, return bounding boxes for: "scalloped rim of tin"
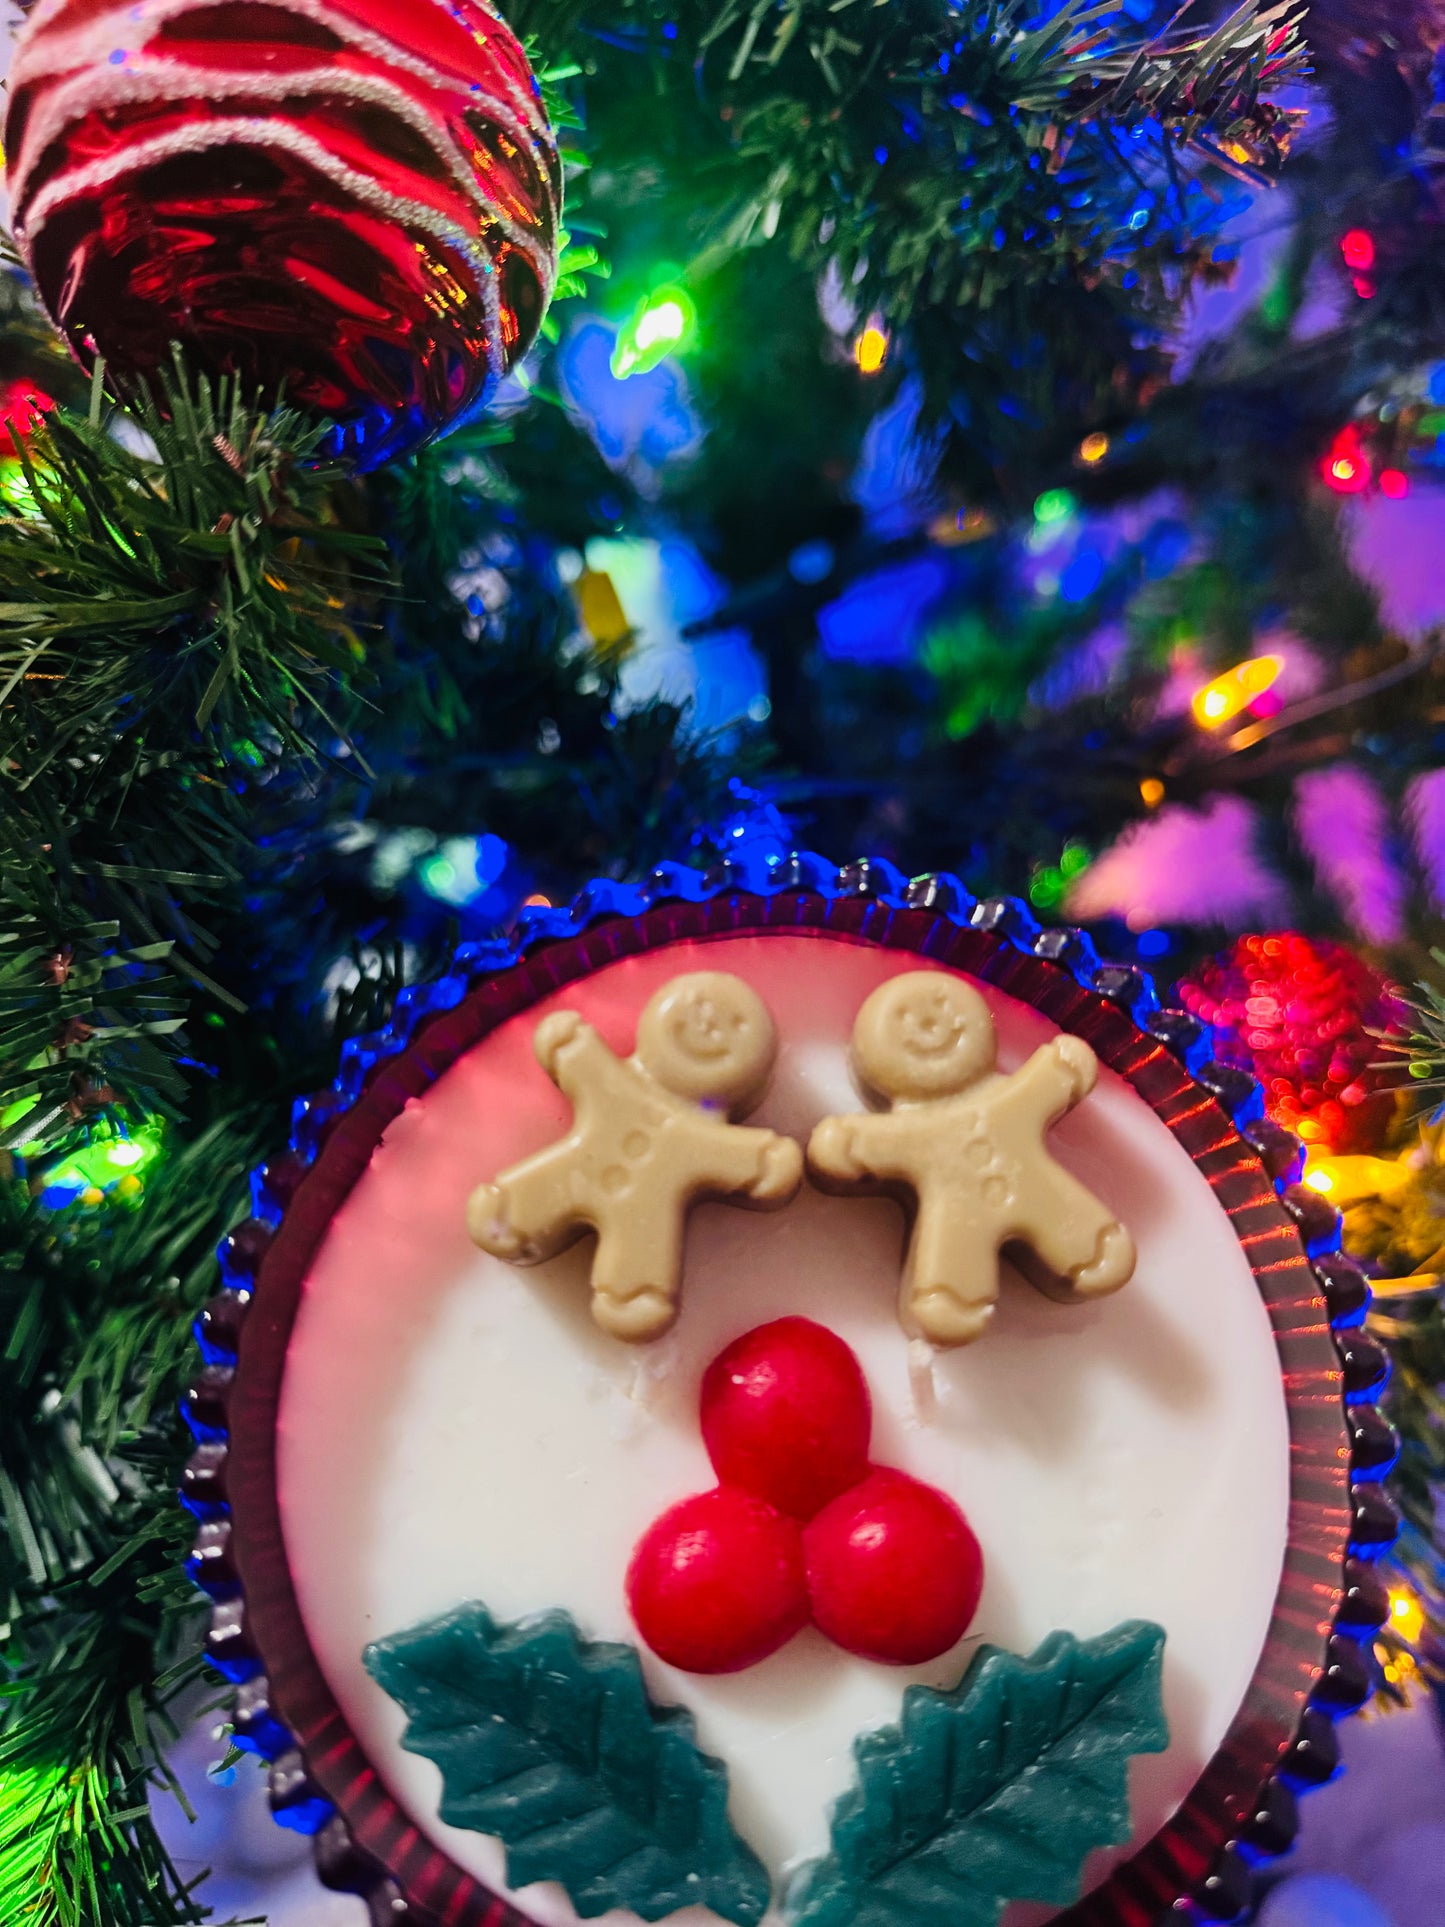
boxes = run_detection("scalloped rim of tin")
[180,853,1401,1927]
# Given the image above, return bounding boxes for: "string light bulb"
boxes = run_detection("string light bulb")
[1339,230,1376,299]
[1389,1589,1425,1646]
[1321,425,1371,494]
[611,285,697,380]
[1190,655,1283,730]
[1079,432,1110,465]
[39,1125,163,1209]
[1033,488,1076,527]
[854,321,889,375]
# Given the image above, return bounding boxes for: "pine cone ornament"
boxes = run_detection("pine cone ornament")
[1177,931,1404,1153]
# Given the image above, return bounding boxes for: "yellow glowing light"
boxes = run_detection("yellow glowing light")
[1302,1152,1413,1210]
[1390,1589,1425,1645]
[523,893,552,908]
[1190,654,1283,730]
[855,325,889,375]
[1079,432,1110,465]
[929,507,996,546]
[1139,777,1165,809]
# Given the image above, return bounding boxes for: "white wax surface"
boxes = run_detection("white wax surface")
[278,934,1291,1927]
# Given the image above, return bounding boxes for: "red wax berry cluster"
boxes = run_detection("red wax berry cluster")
[626,1318,984,1675]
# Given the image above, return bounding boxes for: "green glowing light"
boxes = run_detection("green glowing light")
[48,1126,163,1201]
[1029,867,1066,910]
[611,286,697,380]
[1059,840,1091,879]
[1033,488,1076,527]
[418,854,458,901]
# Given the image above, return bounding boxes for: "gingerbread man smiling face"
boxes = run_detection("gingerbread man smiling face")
[855,972,997,1098]
[633,972,774,1108]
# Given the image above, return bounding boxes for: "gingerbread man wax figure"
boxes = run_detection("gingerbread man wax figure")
[808,972,1136,1345]
[467,972,804,1340]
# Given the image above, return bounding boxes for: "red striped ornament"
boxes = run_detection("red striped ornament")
[5,0,560,468]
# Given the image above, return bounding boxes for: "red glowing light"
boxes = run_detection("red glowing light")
[1321,426,1371,495]
[1326,455,1369,493]
[1380,467,1409,499]
[0,379,54,441]
[1341,228,1375,271]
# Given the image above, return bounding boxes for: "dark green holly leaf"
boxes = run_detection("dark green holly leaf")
[787,1621,1169,1927]
[365,1603,770,1925]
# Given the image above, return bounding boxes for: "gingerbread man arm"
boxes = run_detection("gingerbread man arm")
[676,1115,803,1203]
[807,1108,930,1189]
[468,1016,651,1262]
[534,1011,646,1123]
[989,1037,1135,1300]
[989,1035,1098,1133]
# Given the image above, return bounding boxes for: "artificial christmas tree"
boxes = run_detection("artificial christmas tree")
[2,1,1444,1923]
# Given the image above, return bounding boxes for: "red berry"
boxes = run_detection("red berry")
[804,1468,983,1666]
[627,1487,808,1675]
[700,1317,872,1520]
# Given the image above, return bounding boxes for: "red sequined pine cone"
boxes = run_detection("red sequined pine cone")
[1177,931,1403,1154]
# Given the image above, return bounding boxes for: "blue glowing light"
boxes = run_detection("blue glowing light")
[1143,519,1191,578]
[1060,549,1104,603]
[419,833,510,907]
[557,318,703,475]
[788,540,836,585]
[817,555,951,664]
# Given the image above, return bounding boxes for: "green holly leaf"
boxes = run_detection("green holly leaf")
[787,1621,1169,1927]
[364,1603,770,1926]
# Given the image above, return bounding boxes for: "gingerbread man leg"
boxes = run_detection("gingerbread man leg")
[903,1197,1006,1346]
[467,1143,583,1265]
[1016,1164,1136,1301]
[590,1214,685,1341]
